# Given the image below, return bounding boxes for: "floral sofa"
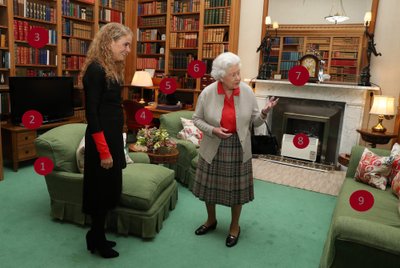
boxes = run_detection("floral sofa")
[319,145,400,268]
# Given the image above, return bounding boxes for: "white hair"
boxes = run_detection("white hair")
[211,52,241,81]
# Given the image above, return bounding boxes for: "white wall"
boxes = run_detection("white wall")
[238,0,400,134]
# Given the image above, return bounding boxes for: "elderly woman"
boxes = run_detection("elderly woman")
[192,52,278,247]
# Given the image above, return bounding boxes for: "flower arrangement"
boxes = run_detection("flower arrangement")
[133,127,177,153]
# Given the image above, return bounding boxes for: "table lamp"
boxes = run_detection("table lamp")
[369,95,396,133]
[131,71,153,104]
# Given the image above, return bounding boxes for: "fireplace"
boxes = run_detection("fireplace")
[250,79,379,164]
[272,97,344,164]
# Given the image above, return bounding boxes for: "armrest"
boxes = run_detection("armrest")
[174,138,198,161]
[128,152,150,164]
[44,171,83,203]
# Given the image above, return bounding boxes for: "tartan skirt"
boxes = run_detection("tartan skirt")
[192,133,254,207]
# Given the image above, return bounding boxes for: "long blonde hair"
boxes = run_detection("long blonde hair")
[81,23,133,83]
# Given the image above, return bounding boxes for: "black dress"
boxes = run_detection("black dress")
[82,62,126,215]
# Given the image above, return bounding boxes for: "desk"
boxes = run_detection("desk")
[2,117,84,171]
[357,129,397,148]
[145,106,193,119]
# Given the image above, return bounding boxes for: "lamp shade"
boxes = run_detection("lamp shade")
[131,71,153,87]
[370,95,396,115]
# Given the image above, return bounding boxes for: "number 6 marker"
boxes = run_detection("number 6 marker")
[188,60,206,78]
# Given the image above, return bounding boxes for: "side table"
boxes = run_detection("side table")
[129,145,179,165]
[356,129,397,148]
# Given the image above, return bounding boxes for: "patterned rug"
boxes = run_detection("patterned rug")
[252,158,346,196]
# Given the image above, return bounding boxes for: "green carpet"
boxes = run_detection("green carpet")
[0,165,336,268]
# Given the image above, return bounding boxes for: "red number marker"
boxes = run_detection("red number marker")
[188,60,206,78]
[27,27,49,49]
[288,65,309,86]
[293,133,309,149]
[349,190,374,212]
[34,157,54,176]
[159,78,177,94]
[135,108,153,125]
[22,110,43,130]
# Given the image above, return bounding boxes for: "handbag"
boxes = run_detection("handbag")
[251,122,279,155]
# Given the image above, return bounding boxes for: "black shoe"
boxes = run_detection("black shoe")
[225,227,240,247]
[194,221,217,235]
[86,231,119,258]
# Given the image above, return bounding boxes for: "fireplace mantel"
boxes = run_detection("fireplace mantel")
[246,79,380,156]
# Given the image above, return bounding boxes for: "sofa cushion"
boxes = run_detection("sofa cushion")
[392,172,400,198]
[354,148,391,190]
[159,110,194,137]
[120,163,175,210]
[388,143,400,183]
[177,117,203,147]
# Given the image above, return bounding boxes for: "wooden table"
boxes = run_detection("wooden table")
[356,129,397,148]
[129,145,179,164]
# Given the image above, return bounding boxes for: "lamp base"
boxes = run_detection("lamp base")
[371,117,386,133]
[138,98,146,104]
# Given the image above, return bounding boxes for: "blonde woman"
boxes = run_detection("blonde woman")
[80,22,132,258]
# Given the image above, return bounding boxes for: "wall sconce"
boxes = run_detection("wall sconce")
[369,95,396,133]
[359,11,382,86]
[324,0,349,24]
[256,16,278,80]
[131,71,153,104]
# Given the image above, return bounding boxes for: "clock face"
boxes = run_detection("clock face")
[302,57,316,77]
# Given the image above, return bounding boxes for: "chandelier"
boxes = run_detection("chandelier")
[325,0,349,24]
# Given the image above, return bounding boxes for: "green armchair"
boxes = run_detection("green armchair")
[35,123,178,238]
[159,111,198,188]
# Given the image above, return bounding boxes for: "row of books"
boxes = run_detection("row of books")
[202,43,227,58]
[333,37,359,45]
[136,57,164,70]
[138,16,166,28]
[172,0,200,13]
[331,51,358,59]
[62,38,90,55]
[330,74,356,83]
[15,45,56,65]
[330,59,357,67]
[100,0,124,11]
[138,1,167,15]
[281,51,301,61]
[170,33,198,48]
[203,28,228,43]
[99,8,123,23]
[0,29,7,47]
[205,0,231,8]
[0,51,10,68]
[63,19,92,39]
[330,66,357,74]
[138,29,163,41]
[332,45,358,52]
[13,0,56,23]
[170,17,199,32]
[280,61,297,71]
[137,43,164,54]
[62,0,94,21]
[204,8,230,25]
[62,55,85,70]
[14,20,57,44]
[283,37,303,45]
[15,68,56,76]
[169,52,195,69]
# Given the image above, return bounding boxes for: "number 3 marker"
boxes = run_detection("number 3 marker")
[27,27,49,49]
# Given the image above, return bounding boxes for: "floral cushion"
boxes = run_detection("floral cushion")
[354,148,391,190]
[388,143,400,183]
[391,172,400,198]
[177,117,203,147]
[76,133,133,174]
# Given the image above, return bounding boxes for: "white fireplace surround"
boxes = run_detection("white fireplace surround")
[247,79,379,155]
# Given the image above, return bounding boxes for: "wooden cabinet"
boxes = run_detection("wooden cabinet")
[1,117,83,171]
[259,24,365,83]
[129,0,241,108]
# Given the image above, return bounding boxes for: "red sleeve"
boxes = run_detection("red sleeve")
[92,131,111,160]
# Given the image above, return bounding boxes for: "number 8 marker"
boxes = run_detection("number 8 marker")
[293,133,309,149]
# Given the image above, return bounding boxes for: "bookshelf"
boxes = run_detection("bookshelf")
[259,24,365,83]
[128,0,241,108]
